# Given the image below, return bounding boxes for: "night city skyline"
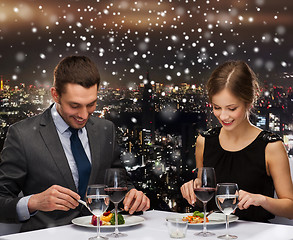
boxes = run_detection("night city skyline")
[1,78,293,211]
[0,0,293,88]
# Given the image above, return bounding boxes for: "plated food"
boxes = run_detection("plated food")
[72,215,144,228]
[91,211,125,226]
[166,212,239,226]
[182,211,208,224]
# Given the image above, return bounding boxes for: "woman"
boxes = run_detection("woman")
[181,60,293,222]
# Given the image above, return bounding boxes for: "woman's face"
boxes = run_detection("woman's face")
[211,88,250,131]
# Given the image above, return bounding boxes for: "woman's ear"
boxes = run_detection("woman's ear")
[245,102,253,116]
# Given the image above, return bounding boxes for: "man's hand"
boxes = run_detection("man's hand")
[180,180,196,206]
[238,190,266,210]
[28,185,80,213]
[123,189,150,214]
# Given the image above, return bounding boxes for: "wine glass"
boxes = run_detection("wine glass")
[86,184,109,240]
[215,183,239,239]
[193,167,216,237]
[104,168,128,238]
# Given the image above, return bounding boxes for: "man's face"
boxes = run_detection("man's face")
[51,83,98,129]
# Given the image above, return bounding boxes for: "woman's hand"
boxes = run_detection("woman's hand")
[238,190,266,210]
[180,180,196,206]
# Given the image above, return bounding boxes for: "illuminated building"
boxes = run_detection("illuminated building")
[256,115,266,129]
[142,71,155,148]
[0,76,3,91]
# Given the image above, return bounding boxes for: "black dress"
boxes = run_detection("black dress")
[202,127,282,222]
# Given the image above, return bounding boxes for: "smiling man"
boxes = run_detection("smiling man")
[0,56,150,232]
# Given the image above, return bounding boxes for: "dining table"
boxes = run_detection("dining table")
[1,210,293,240]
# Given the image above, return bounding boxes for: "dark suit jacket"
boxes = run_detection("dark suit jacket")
[0,106,132,232]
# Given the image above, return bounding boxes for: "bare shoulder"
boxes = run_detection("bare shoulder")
[266,140,286,156]
[265,139,289,176]
[261,129,284,161]
[196,134,205,147]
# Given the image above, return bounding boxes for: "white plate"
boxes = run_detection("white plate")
[72,215,144,228]
[166,212,239,226]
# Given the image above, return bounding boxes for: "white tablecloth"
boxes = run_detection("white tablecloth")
[2,210,293,240]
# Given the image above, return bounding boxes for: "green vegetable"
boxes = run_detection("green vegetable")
[193,211,204,218]
[110,213,125,225]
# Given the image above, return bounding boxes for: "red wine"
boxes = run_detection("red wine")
[194,187,216,202]
[104,187,128,203]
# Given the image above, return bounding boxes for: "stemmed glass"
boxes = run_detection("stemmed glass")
[104,168,128,238]
[215,183,239,239]
[193,167,216,237]
[86,184,109,240]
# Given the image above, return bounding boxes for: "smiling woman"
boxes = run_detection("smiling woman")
[211,88,249,134]
[180,60,293,223]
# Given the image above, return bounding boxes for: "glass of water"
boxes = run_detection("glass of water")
[215,183,239,239]
[86,184,109,240]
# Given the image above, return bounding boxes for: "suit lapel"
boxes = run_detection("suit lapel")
[86,117,101,184]
[39,108,77,192]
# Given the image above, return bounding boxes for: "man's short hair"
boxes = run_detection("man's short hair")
[53,55,100,96]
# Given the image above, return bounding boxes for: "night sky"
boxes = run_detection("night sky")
[0,0,292,88]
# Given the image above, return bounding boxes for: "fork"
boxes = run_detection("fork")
[77,199,95,215]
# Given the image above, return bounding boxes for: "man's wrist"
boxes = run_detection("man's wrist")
[16,195,35,221]
[27,194,38,213]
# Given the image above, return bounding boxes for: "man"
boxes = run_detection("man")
[0,56,150,232]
